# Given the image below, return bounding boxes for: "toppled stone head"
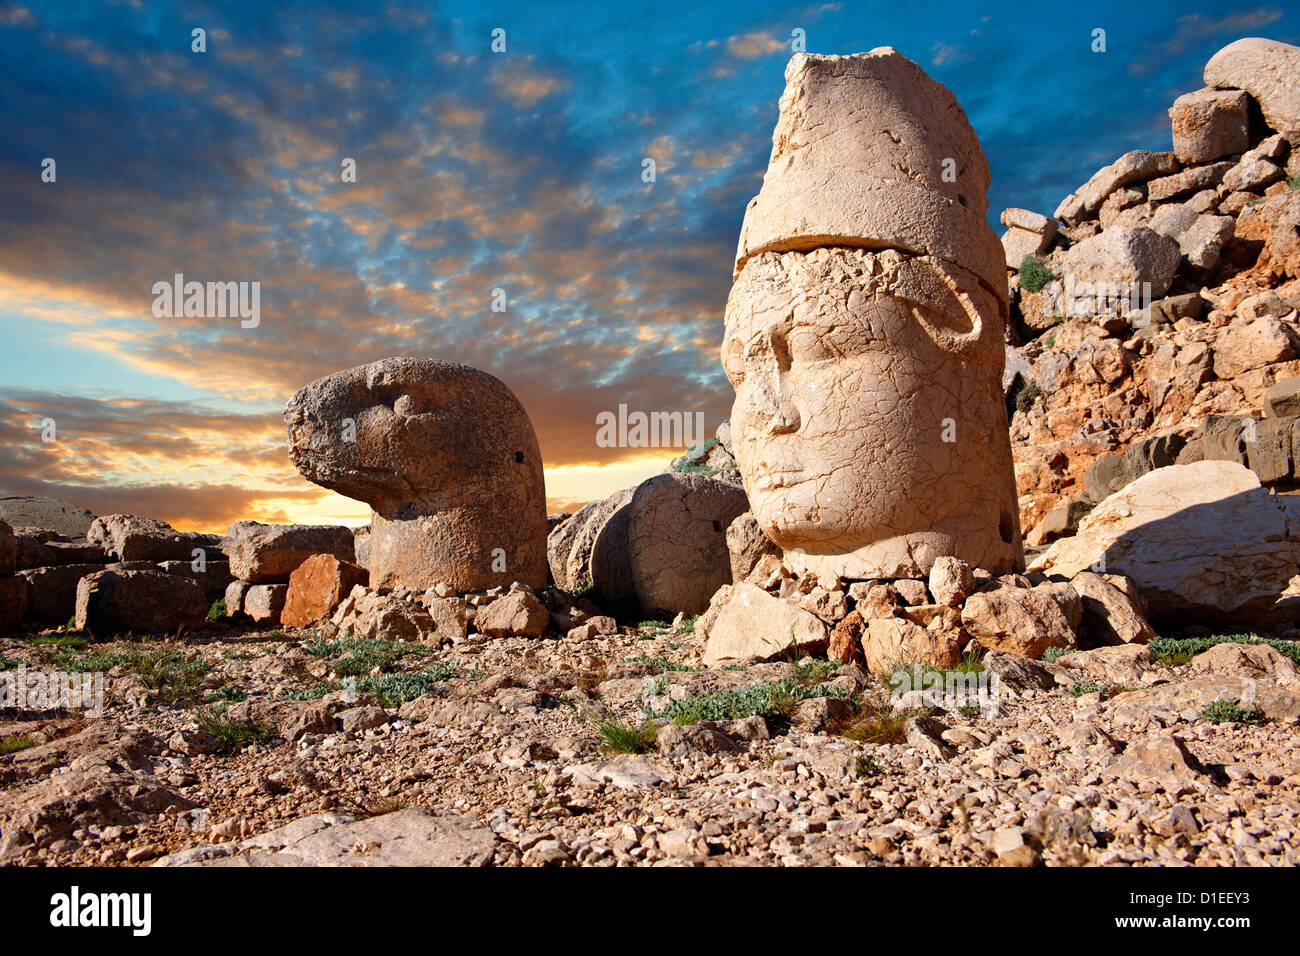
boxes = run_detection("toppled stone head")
[285,358,548,592]
[722,49,1024,583]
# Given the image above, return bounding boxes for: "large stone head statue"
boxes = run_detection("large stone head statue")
[722,50,1024,583]
[285,358,549,592]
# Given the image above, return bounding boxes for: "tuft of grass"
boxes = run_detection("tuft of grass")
[207,598,226,622]
[0,654,16,671]
[839,699,912,745]
[679,614,700,634]
[196,707,275,750]
[1019,255,1054,293]
[650,679,845,726]
[1149,633,1299,667]
[592,716,658,754]
[0,736,35,756]
[1068,680,1106,697]
[29,633,90,649]
[1199,697,1266,725]
[886,649,984,691]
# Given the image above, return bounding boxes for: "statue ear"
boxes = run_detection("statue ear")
[894,255,1004,361]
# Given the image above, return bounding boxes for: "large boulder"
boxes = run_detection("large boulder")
[87,515,218,563]
[1168,88,1250,164]
[0,496,96,539]
[547,489,633,594]
[222,521,354,584]
[281,555,369,628]
[627,473,748,617]
[1030,461,1300,627]
[961,581,1080,658]
[74,569,207,637]
[0,519,14,577]
[588,499,635,602]
[286,359,548,592]
[1061,225,1180,313]
[700,583,829,667]
[861,611,967,674]
[472,589,549,639]
[0,576,26,630]
[725,511,780,584]
[1204,37,1300,143]
[18,564,109,626]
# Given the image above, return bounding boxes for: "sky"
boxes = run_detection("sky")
[2,0,1297,533]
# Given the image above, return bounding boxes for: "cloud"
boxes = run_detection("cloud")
[1129,8,1284,74]
[726,31,789,59]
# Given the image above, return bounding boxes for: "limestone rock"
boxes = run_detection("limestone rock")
[17,564,104,626]
[861,614,967,675]
[1061,225,1180,311]
[281,554,369,628]
[87,515,218,563]
[701,583,829,667]
[222,521,354,584]
[546,490,632,593]
[734,49,1004,293]
[1069,571,1156,646]
[331,588,435,643]
[74,569,208,637]
[1030,461,1300,627]
[1055,150,1180,223]
[0,519,14,577]
[1264,377,1300,418]
[628,473,748,617]
[243,584,288,625]
[1204,37,1300,142]
[474,589,549,639]
[286,358,548,592]
[0,576,26,630]
[961,582,1080,658]
[588,497,635,602]
[725,511,780,585]
[1168,88,1250,163]
[928,556,974,608]
[1106,734,1204,790]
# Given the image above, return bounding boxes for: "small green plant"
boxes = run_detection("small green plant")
[303,634,432,676]
[55,645,211,704]
[196,708,275,750]
[958,704,982,718]
[626,653,700,674]
[1289,175,1299,191]
[0,654,16,671]
[592,716,658,754]
[571,576,599,602]
[1014,380,1043,413]
[854,754,882,779]
[1044,646,1075,663]
[672,438,722,476]
[292,663,462,706]
[1019,255,1054,293]
[790,658,841,686]
[1199,697,1265,725]
[652,679,845,726]
[207,598,226,622]
[679,614,700,634]
[1069,680,1106,697]
[0,736,35,756]
[1044,333,1056,349]
[264,630,284,640]
[1148,633,1299,667]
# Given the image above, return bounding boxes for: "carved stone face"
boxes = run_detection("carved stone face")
[722,247,1022,580]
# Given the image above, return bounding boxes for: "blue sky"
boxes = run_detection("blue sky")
[1,0,1296,529]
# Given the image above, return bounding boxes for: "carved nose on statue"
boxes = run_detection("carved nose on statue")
[750,352,801,436]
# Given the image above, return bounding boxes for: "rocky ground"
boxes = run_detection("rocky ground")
[2,616,1297,867]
